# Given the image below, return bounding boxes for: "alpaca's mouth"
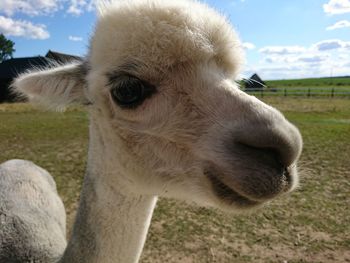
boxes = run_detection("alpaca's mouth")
[205,169,260,208]
[204,165,296,208]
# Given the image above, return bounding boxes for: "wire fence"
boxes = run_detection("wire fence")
[244,87,350,98]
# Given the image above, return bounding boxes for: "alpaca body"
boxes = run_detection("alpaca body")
[0,160,66,263]
[4,0,303,262]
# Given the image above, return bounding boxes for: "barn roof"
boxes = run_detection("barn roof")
[45,50,82,63]
[244,73,266,90]
[249,73,265,85]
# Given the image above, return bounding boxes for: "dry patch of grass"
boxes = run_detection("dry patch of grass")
[0,99,349,263]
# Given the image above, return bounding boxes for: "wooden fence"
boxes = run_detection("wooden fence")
[244,87,350,98]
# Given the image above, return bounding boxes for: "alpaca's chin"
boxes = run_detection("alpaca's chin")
[204,164,298,208]
[205,170,261,208]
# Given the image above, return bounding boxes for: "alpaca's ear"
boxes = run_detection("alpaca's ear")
[12,62,89,110]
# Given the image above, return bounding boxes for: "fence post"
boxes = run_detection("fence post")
[261,89,264,98]
[307,88,311,97]
[331,88,334,98]
[284,88,287,97]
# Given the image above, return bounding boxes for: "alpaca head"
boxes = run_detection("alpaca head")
[13,0,302,211]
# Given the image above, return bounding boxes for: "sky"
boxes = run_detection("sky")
[0,0,349,80]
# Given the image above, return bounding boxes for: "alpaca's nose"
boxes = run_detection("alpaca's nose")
[232,109,302,168]
[222,107,302,201]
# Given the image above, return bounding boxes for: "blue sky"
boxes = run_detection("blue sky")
[0,0,349,80]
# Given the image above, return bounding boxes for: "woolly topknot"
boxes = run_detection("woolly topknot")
[91,0,244,78]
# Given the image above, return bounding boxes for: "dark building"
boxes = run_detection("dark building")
[244,73,266,91]
[0,56,52,102]
[45,50,81,64]
[0,51,81,103]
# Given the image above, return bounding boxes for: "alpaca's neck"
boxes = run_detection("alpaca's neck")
[59,173,157,263]
[59,124,157,263]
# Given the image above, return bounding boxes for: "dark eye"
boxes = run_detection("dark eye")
[110,75,155,108]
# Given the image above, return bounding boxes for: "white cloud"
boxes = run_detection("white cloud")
[68,35,83,41]
[313,39,350,51]
[323,0,350,15]
[326,20,350,30]
[259,46,306,55]
[298,55,329,63]
[0,16,49,39]
[259,66,301,73]
[0,0,96,17]
[67,0,88,16]
[253,65,305,80]
[248,40,350,79]
[0,0,61,16]
[338,53,350,60]
[262,53,330,65]
[315,40,342,50]
[65,0,97,16]
[242,42,255,50]
[264,57,275,64]
[263,55,295,64]
[253,60,342,80]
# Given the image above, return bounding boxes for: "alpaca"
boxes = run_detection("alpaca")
[6,0,302,262]
[0,160,66,262]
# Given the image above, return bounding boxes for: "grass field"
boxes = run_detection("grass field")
[0,98,349,263]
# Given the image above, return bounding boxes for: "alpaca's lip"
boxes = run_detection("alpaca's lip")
[204,169,260,207]
[205,164,296,207]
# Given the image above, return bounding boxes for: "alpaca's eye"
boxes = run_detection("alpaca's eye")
[110,75,155,108]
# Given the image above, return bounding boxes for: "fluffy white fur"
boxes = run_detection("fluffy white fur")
[0,160,66,262]
[6,0,302,262]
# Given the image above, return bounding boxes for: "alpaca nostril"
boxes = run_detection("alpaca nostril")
[233,142,284,169]
[230,108,303,168]
[231,122,302,168]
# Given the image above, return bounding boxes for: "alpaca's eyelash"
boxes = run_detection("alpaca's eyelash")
[106,73,155,89]
[106,73,157,109]
[107,71,137,86]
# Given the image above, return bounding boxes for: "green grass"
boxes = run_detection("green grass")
[0,99,349,263]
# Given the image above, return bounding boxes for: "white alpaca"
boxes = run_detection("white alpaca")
[0,160,66,262]
[4,0,302,262]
